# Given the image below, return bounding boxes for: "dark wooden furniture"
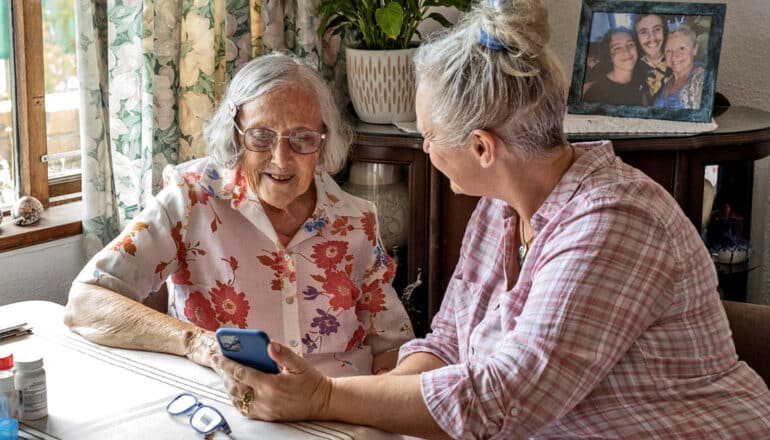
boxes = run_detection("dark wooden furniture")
[352,106,770,331]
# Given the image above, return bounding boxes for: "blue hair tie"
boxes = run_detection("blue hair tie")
[479,0,505,50]
[479,29,506,50]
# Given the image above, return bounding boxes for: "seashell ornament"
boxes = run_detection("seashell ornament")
[12,196,44,226]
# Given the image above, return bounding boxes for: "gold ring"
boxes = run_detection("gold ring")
[241,389,253,414]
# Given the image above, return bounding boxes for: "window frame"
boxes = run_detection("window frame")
[0,0,82,251]
[12,0,81,206]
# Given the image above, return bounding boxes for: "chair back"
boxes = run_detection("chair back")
[722,300,770,385]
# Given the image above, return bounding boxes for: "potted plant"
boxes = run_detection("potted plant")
[318,0,470,124]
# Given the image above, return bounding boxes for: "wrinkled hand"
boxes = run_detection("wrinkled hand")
[185,328,219,368]
[213,341,332,422]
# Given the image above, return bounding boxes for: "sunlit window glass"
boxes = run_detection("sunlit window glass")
[0,0,15,207]
[42,0,79,180]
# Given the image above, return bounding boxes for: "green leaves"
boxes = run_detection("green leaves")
[375,2,404,40]
[317,0,470,50]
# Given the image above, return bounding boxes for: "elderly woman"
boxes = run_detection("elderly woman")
[582,27,645,106]
[654,22,705,109]
[634,13,671,103]
[213,1,770,438]
[63,53,413,380]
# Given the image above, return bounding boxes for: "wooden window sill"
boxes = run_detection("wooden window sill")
[0,201,82,252]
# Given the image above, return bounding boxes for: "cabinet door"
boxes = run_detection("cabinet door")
[346,134,430,336]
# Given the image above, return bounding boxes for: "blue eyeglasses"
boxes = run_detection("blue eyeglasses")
[166,393,232,436]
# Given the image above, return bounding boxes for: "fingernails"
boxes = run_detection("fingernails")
[271,341,281,353]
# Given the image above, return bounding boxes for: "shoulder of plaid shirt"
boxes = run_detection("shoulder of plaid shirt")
[396,141,770,439]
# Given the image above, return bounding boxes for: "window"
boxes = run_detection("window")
[0,0,82,252]
[1,0,81,211]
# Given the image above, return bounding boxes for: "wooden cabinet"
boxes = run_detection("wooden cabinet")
[353,106,770,331]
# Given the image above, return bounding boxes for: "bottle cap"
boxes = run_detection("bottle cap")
[0,418,18,438]
[14,355,42,371]
[0,352,12,371]
[0,371,13,392]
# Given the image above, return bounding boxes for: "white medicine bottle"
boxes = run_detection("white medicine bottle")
[0,370,19,420]
[14,355,47,420]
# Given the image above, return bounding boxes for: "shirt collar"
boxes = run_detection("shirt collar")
[530,140,616,232]
[200,163,366,247]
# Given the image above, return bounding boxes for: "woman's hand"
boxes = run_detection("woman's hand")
[213,341,332,422]
[185,328,219,368]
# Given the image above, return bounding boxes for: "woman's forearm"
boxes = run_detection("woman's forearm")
[324,374,450,440]
[63,281,202,357]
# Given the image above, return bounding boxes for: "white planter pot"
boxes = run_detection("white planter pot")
[345,47,417,124]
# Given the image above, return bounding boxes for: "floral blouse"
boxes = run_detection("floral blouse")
[75,157,414,377]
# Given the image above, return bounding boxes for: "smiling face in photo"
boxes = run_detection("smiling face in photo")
[635,14,665,60]
[665,31,698,78]
[609,31,638,72]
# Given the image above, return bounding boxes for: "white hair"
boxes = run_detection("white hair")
[414,0,567,160]
[204,53,352,172]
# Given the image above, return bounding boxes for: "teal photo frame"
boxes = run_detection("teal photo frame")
[567,0,726,122]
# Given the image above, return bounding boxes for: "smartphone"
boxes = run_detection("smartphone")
[215,328,280,374]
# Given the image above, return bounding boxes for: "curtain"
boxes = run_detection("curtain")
[76,0,344,257]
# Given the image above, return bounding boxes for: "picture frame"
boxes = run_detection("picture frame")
[567,0,726,122]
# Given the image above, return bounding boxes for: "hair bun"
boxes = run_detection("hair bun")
[478,0,550,56]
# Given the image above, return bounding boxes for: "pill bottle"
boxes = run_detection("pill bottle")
[0,352,12,372]
[13,356,46,420]
[0,370,18,420]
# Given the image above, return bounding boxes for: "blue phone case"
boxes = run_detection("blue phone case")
[215,328,280,374]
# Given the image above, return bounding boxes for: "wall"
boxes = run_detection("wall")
[0,235,85,306]
[546,0,770,304]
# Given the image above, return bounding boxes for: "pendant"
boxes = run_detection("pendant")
[518,244,527,267]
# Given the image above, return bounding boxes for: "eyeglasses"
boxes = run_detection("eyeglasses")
[166,393,232,436]
[234,121,325,154]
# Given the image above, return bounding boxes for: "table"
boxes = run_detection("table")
[0,301,402,440]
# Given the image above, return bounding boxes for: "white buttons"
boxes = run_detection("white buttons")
[285,296,295,305]
[283,254,291,261]
[509,407,518,417]
[289,340,299,348]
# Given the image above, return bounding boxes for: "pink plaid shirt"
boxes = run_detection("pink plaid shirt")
[399,141,770,439]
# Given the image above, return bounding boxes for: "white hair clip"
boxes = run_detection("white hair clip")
[226,99,237,118]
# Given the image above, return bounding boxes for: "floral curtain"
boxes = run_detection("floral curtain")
[76,0,343,257]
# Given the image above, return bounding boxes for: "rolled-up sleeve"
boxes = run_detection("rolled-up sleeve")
[75,165,191,301]
[415,197,676,439]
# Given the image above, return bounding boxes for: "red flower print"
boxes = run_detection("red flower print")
[311,241,349,270]
[170,222,187,263]
[184,291,219,331]
[361,211,377,246]
[224,166,247,208]
[331,217,354,236]
[172,262,193,286]
[357,280,387,314]
[383,255,396,284]
[184,172,209,206]
[323,270,360,310]
[111,233,136,256]
[209,280,250,328]
[257,250,296,292]
[345,325,366,352]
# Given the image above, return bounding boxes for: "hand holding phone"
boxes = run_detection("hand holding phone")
[215,328,280,374]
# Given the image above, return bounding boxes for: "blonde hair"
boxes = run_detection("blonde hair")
[204,53,352,172]
[414,0,567,160]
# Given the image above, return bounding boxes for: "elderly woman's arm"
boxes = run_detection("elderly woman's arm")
[215,342,451,440]
[63,282,217,367]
